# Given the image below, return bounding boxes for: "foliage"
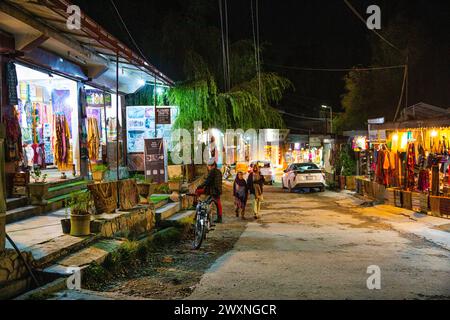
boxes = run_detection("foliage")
[170,70,292,131]
[30,167,47,183]
[67,191,91,215]
[339,146,356,177]
[125,84,168,106]
[160,3,293,131]
[153,183,170,194]
[92,164,108,172]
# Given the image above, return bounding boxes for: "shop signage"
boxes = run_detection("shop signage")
[368,117,385,124]
[156,108,171,125]
[309,136,322,147]
[144,138,166,183]
[369,129,386,141]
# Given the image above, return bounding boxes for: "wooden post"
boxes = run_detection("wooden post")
[0,55,7,250]
[0,124,6,251]
[116,52,120,208]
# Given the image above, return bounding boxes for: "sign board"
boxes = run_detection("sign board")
[369,129,386,142]
[309,136,322,147]
[368,117,385,125]
[156,108,171,125]
[144,138,166,183]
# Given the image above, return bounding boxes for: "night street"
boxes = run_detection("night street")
[1,0,450,312]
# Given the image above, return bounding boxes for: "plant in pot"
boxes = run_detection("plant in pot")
[29,167,49,205]
[67,191,92,236]
[91,164,108,182]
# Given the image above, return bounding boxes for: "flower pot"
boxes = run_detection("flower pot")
[70,213,91,236]
[61,218,71,234]
[92,170,104,182]
[28,183,49,205]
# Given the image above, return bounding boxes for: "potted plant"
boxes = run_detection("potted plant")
[67,191,92,236]
[91,164,108,182]
[29,167,49,205]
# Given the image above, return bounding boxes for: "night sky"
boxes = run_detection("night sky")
[73,0,450,132]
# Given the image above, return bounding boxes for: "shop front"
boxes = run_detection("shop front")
[363,120,450,217]
[11,63,80,180]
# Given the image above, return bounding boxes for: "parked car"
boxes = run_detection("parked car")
[281,163,326,192]
[247,160,275,185]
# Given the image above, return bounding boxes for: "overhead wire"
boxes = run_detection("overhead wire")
[265,63,407,72]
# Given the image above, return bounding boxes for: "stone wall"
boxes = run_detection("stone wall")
[91,205,156,238]
[0,249,34,287]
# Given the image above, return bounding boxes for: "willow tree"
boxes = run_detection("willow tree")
[169,43,293,131]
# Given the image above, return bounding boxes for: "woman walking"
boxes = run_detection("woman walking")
[247,165,265,219]
[233,171,248,219]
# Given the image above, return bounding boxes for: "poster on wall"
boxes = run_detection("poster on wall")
[144,138,166,183]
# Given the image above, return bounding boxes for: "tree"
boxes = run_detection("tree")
[161,1,293,131]
[335,13,429,133]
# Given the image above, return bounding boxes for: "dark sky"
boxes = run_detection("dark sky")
[73,0,450,132]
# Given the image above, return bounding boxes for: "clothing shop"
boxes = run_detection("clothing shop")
[361,116,450,218]
[11,63,80,177]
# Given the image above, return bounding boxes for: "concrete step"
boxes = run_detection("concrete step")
[159,210,196,228]
[42,239,123,277]
[6,197,29,211]
[6,205,40,224]
[29,234,98,269]
[46,181,88,200]
[155,202,180,222]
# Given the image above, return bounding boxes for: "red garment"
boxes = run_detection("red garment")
[196,188,223,218]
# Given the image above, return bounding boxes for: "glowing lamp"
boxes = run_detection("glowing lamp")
[431,130,438,137]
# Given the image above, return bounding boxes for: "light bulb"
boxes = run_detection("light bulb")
[431,130,438,137]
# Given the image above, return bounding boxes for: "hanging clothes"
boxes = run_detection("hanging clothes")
[87,117,101,162]
[406,143,416,191]
[52,114,73,171]
[6,62,18,106]
[3,107,23,162]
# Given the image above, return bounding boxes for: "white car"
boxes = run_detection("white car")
[282,163,326,192]
[248,160,275,185]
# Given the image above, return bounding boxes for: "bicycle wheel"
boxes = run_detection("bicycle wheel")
[192,214,206,250]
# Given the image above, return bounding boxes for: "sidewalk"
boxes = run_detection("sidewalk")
[337,191,450,251]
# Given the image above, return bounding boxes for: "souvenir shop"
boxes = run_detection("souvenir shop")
[9,63,80,178]
[5,63,125,180]
[366,125,450,217]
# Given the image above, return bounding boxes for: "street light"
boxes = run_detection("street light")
[321,105,333,134]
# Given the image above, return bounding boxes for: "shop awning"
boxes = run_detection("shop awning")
[371,117,450,130]
[0,0,173,93]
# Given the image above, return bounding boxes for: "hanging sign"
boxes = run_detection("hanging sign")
[368,117,385,124]
[156,108,171,125]
[144,138,166,183]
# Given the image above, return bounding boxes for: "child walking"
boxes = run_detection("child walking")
[233,171,248,220]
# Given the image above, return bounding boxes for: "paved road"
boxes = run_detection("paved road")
[189,187,450,300]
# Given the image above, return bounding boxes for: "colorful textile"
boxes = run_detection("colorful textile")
[406,143,416,191]
[52,114,73,171]
[87,117,100,161]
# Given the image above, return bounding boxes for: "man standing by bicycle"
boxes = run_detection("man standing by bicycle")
[197,158,223,223]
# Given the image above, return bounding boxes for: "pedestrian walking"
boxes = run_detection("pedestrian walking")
[233,171,248,219]
[247,165,265,219]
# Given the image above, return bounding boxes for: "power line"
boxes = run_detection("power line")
[278,110,327,122]
[110,0,149,66]
[265,63,407,72]
[343,0,403,54]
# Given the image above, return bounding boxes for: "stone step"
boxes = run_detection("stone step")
[29,234,98,269]
[159,210,196,228]
[155,202,180,222]
[46,181,87,199]
[42,239,123,277]
[6,197,29,211]
[6,205,41,224]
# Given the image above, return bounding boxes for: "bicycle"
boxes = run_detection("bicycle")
[188,190,219,250]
